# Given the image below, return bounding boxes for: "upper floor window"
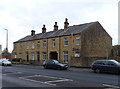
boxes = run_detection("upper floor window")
[37,41,40,48]
[26,42,29,49]
[76,37,80,45]
[64,38,68,46]
[43,40,47,48]
[20,43,22,49]
[52,39,56,47]
[32,42,35,49]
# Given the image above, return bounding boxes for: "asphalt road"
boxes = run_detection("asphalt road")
[1,64,120,89]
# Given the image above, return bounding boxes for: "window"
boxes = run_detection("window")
[76,37,80,45]
[64,38,68,46]
[31,52,35,60]
[52,39,56,47]
[63,51,68,63]
[19,53,22,58]
[43,40,47,48]
[37,41,40,48]
[20,43,22,49]
[15,55,17,58]
[75,51,80,57]
[26,42,29,49]
[32,42,35,49]
[43,52,47,60]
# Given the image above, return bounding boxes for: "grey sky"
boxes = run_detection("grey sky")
[0,0,119,52]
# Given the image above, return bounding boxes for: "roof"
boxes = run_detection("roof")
[14,21,98,43]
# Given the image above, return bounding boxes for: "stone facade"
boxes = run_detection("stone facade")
[12,19,112,67]
[111,45,120,62]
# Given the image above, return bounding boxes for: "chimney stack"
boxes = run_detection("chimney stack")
[42,25,46,33]
[64,18,69,30]
[31,30,35,36]
[53,22,58,31]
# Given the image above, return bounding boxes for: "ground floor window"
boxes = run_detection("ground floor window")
[15,55,17,58]
[43,52,47,60]
[75,51,80,57]
[63,51,68,63]
[31,52,35,60]
[19,53,22,59]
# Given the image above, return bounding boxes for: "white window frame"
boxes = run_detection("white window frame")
[63,51,68,63]
[76,37,80,45]
[43,52,47,60]
[52,39,56,47]
[32,42,35,49]
[75,51,80,57]
[37,41,40,48]
[64,38,68,46]
[31,52,35,60]
[43,40,47,48]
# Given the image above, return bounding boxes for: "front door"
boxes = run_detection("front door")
[37,52,40,62]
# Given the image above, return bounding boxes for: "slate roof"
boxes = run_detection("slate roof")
[14,21,98,43]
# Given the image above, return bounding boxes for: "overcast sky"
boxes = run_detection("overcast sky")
[0,0,119,52]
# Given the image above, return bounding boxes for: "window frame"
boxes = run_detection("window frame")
[76,37,80,46]
[43,40,47,48]
[32,42,35,49]
[37,41,40,48]
[63,51,68,63]
[64,38,68,46]
[52,39,56,47]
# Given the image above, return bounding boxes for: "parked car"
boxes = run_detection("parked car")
[0,58,12,66]
[91,59,120,74]
[43,59,69,70]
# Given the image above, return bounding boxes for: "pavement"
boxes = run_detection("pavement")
[13,64,92,72]
[68,67,92,72]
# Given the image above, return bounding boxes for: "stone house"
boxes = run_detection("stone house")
[12,18,112,67]
[111,45,120,62]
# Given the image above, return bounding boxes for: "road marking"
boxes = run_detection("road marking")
[46,79,73,83]
[103,84,120,89]
[19,74,73,86]
[19,77,56,86]
[2,71,23,75]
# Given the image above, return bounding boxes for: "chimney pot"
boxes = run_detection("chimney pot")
[31,30,35,36]
[42,24,46,33]
[64,18,69,30]
[54,22,58,31]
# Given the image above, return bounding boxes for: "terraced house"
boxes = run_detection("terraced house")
[12,18,112,67]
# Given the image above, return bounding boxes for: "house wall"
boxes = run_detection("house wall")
[12,34,81,65]
[81,22,112,58]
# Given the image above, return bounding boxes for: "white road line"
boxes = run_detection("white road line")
[19,74,73,86]
[2,72,23,75]
[103,84,120,89]
[45,79,73,83]
[19,77,56,86]
[36,74,59,79]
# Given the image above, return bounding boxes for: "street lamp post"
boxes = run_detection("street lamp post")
[5,29,8,52]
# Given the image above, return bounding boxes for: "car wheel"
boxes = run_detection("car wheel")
[95,69,100,73]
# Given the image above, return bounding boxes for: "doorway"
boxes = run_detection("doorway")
[50,52,58,60]
[37,52,40,62]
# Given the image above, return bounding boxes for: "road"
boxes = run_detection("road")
[1,64,120,89]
